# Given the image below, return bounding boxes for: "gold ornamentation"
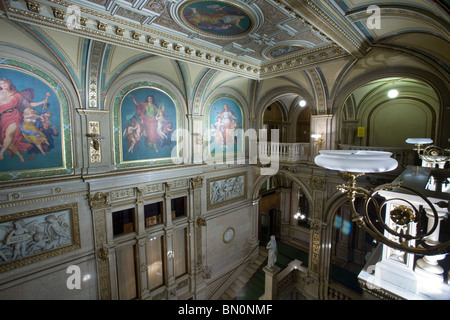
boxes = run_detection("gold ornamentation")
[390,205,415,225]
[0,203,80,273]
[190,176,204,189]
[88,192,110,210]
[98,246,109,260]
[87,121,102,162]
[115,26,124,36]
[196,217,206,227]
[52,7,65,20]
[131,31,141,40]
[309,176,325,191]
[97,21,107,31]
[25,1,40,13]
[160,39,169,48]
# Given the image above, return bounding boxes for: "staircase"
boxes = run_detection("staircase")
[219,242,309,300]
[219,247,268,300]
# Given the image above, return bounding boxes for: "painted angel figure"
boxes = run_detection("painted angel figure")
[0,78,50,161]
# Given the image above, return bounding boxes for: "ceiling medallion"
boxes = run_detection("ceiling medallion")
[178,0,255,39]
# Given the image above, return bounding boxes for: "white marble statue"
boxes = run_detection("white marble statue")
[266,235,278,269]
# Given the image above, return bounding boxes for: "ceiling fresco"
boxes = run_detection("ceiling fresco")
[1,0,448,79]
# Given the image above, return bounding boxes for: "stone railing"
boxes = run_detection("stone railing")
[258,142,310,163]
[261,258,364,300]
[260,259,313,300]
[328,282,362,300]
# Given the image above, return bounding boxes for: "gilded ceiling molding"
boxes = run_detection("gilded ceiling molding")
[260,44,349,79]
[278,0,369,57]
[4,0,261,78]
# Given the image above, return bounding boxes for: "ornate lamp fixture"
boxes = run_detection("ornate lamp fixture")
[406,138,450,168]
[314,150,450,255]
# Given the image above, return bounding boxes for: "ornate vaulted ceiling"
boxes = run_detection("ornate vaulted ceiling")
[1,0,448,80]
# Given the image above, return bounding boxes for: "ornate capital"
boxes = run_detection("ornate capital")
[196,217,207,227]
[191,176,204,189]
[309,176,325,191]
[88,192,110,210]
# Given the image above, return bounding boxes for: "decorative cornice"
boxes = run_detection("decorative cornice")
[3,0,356,79]
[4,0,261,78]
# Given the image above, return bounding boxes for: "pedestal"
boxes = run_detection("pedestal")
[260,266,280,300]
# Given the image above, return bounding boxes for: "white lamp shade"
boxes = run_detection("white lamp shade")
[314,150,398,173]
[405,138,433,145]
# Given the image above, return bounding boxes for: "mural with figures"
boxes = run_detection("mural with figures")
[0,64,70,180]
[119,86,178,164]
[208,96,243,156]
[181,0,252,37]
[207,173,247,210]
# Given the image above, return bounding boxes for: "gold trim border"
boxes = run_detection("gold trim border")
[206,172,247,210]
[0,202,81,273]
[223,227,235,243]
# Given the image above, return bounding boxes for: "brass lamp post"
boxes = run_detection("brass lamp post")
[314,150,450,256]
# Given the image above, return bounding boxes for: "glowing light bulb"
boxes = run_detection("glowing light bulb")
[299,100,307,107]
[388,89,399,98]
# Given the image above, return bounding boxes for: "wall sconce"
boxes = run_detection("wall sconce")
[311,133,324,145]
[86,133,104,151]
[314,149,450,255]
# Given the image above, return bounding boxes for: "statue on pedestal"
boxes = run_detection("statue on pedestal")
[266,235,278,269]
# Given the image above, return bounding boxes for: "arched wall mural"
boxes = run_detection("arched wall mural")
[0,57,73,181]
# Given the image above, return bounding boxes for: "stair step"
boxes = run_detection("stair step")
[220,293,232,300]
[225,288,237,298]
[220,245,285,300]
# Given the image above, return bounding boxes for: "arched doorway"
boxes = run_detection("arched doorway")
[296,104,311,143]
[338,77,439,148]
[262,102,284,142]
[255,174,312,254]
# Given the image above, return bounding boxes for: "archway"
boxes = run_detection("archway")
[296,104,311,143]
[253,172,312,255]
[338,77,439,148]
[262,101,284,143]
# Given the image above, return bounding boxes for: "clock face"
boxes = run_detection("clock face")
[223,227,235,243]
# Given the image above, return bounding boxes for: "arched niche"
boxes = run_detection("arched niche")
[332,67,448,148]
[106,72,189,168]
[0,45,79,181]
[336,77,439,148]
[256,86,314,144]
[262,101,284,142]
